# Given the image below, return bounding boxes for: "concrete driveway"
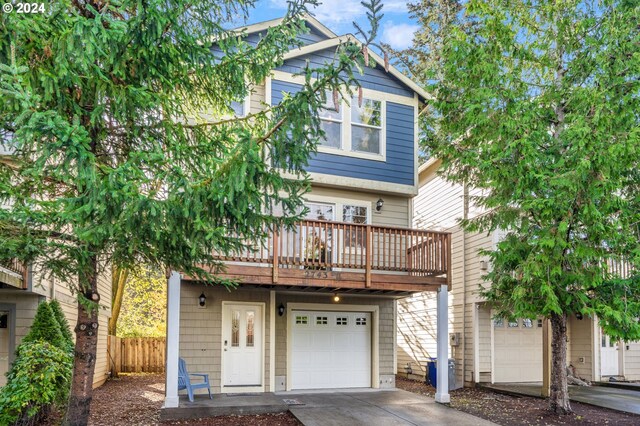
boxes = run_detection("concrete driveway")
[481,382,640,415]
[286,389,496,426]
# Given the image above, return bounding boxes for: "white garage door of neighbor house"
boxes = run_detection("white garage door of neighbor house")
[291,310,371,389]
[494,318,543,382]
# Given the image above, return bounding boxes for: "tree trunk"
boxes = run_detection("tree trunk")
[108,266,128,335]
[65,257,100,426]
[549,312,571,414]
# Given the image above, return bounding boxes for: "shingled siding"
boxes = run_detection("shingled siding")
[271,80,415,186]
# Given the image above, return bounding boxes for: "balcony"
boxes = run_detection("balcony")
[195,219,451,295]
[0,258,28,289]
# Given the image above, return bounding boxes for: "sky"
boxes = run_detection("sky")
[245,0,419,50]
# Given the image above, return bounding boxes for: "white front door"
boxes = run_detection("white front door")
[601,331,619,376]
[0,311,9,387]
[222,303,263,389]
[291,310,371,389]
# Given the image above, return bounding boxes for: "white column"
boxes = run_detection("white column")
[164,271,181,408]
[435,284,450,403]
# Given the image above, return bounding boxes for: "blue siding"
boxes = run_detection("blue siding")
[277,48,414,98]
[271,80,414,186]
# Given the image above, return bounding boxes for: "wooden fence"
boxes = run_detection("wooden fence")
[108,336,165,374]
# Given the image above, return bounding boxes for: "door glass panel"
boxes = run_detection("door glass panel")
[231,310,240,347]
[493,318,503,328]
[246,311,255,347]
[508,320,519,328]
[522,318,533,328]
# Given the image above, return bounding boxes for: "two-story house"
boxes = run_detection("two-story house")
[162,16,453,408]
[398,158,640,388]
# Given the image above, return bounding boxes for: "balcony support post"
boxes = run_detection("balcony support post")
[435,283,451,404]
[164,271,181,408]
[272,229,279,284]
[365,225,372,288]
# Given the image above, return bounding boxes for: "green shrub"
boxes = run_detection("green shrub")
[48,300,74,353]
[0,341,72,426]
[20,302,65,352]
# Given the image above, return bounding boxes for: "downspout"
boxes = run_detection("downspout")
[461,182,468,386]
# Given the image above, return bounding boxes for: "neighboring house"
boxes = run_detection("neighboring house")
[0,262,112,388]
[397,158,640,388]
[163,16,453,407]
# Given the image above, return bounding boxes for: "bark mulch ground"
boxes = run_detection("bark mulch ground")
[88,373,299,426]
[396,376,640,425]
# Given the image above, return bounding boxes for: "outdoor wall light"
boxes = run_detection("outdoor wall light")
[376,198,384,211]
[278,303,286,317]
[198,293,207,307]
[576,312,583,320]
[479,260,488,271]
[333,293,340,302]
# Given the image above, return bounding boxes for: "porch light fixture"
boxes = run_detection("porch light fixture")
[376,198,384,211]
[479,260,488,271]
[278,303,286,317]
[198,293,207,307]
[333,293,340,302]
[576,312,583,320]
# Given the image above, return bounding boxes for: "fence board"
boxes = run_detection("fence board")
[108,336,166,374]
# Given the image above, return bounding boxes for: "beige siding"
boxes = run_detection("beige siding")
[625,342,640,380]
[178,283,396,393]
[568,316,594,381]
[413,171,463,231]
[308,185,410,228]
[179,284,272,393]
[250,83,265,114]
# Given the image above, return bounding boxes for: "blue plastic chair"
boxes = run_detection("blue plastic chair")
[178,357,212,402]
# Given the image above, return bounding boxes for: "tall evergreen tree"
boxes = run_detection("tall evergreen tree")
[49,300,75,353]
[407,0,640,413]
[0,0,383,423]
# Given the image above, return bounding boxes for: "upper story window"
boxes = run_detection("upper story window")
[316,90,386,161]
[351,97,382,155]
[319,92,342,149]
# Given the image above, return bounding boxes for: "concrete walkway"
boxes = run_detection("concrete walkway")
[480,383,640,415]
[161,388,496,425]
[287,389,496,426]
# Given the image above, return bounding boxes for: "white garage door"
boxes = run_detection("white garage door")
[291,310,371,389]
[494,318,543,382]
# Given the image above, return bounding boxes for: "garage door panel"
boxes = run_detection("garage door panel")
[494,319,542,383]
[292,310,371,390]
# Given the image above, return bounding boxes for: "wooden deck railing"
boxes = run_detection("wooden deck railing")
[215,219,451,287]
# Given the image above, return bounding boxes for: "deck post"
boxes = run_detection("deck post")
[164,271,181,408]
[365,225,372,288]
[272,229,279,284]
[435,284,450,403]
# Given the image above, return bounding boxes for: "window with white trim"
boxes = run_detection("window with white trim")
[316,91,386,160]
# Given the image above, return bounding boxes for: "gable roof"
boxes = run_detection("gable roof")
[236,14,337,40]
[235,16,433,103]
[282,34,433,103]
